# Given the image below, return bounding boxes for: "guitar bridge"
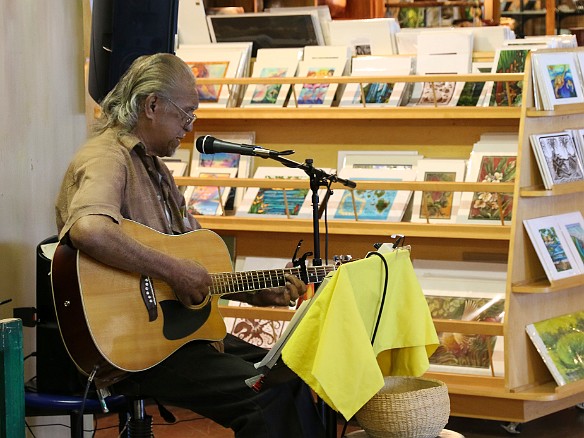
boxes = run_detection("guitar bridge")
[140,275,158,322]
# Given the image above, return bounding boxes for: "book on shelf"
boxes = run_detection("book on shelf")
[529,131,584,190]
[526,309,584,386]
[339,55,414,108]
[410,158,467,224]
[325,167,415,222]
[191,131,255,210]
[523,213,584,282]
[531,51,584,111]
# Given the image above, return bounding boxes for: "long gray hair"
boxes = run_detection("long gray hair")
[93,53,195,135]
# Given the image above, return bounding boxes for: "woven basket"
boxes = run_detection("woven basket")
[355,377,450,438]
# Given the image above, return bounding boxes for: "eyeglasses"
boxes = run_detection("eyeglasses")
[164,97,197,128]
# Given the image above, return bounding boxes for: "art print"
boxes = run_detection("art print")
[538,225,574,273]
[547,64,578,99]
[417,171,457,220]
[467,155,516,222]
[186,61,229,103]
[184,169,236,216]
[537,134,584,185]
[333,181,399,221]
[298,67,336,105]
[488,49,529,107]
[352,82,394,104]
[417,81,456,106]
[250,67,288,104]
[247,181,309,216]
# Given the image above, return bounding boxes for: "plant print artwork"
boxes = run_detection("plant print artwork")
[426,295,505,370]
[333,185,398,220]
[468,155,516,222]
[352,82,395,104]
[419,171,456,220]
[489,49,528,107]
[251,67,287,104]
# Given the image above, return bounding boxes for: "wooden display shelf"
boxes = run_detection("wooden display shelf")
[512,274,584,293]
[520,181,584,197]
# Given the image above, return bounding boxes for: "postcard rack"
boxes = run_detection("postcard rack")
[174,62,584,423]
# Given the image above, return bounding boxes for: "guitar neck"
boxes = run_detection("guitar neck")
[210,265,334,296]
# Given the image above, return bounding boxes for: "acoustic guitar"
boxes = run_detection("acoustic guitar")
[51,219,334,384]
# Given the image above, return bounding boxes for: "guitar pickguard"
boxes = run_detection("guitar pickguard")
[159,299,212,340]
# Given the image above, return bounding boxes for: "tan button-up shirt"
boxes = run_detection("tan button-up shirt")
[56,127,199,238]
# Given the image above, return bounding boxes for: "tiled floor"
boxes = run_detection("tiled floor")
[91,403,584,437]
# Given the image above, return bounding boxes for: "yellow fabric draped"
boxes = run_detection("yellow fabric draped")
[281,249,439,420]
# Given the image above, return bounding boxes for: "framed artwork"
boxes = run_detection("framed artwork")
[326,168,415,222]
[410,159,467,223]
[457,152,517,225]
[235,167,319,219]
[337,150,421,172]
[192,131,255,209]
[530,132,584,190]
[207,12,325,57]
[291,59,347,107]
[523,214,584,282]
[532,51,584,110]
[526,310,584,386]
[556,211,584,267]
[183,168,237,216]
[407,81,465,107]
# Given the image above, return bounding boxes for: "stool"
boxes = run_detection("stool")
[25,391,152,438]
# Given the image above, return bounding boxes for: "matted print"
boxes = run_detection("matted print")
[524,215,584,281]
[556,211,584,266]
[530,132,584,190]
[411,159,466,223]
[292,59,346,107]
[183,168,237,216]
[327,168,415,222]
[486,48,530,107]
[533,51,584,110]
[457,153,516,225]
[192,131,255,209]
[337,150,420,172]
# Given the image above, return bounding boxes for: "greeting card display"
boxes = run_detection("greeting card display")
[530,132,584,190]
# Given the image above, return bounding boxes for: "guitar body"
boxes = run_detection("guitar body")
[51,220,232,382]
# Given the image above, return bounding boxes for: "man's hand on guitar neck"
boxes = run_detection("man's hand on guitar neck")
[230,274,307,308]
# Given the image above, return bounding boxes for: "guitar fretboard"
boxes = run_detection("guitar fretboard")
[210,265,335,295]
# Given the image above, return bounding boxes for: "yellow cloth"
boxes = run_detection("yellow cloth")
[281,249,439,420]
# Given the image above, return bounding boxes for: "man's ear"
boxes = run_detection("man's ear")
[144,94,158,119]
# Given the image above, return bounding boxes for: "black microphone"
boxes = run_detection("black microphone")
[195,135,294,158]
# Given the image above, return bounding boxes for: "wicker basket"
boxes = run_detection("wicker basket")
[355,377,450,438]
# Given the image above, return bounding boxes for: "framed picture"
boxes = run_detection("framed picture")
[523,214,584,282]
[457,152,517,225]
[207,12,324,57]
[326,167,415,222]
[337,150,421,172]
[532,51,584,110]
[183,168,237,216]
[235,167,318,219]
[485,47,530,107]
[556,211,584,267]
[410,159,467,223]
[192,131,255,209]
[530,132,584,190]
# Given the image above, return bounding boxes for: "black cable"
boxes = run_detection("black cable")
[77,364,98,437]
[365,251,390,346]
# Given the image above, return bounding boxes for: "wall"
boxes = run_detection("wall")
[0,0,86,399]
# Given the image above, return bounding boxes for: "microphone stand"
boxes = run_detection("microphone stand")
[261,151,355,438]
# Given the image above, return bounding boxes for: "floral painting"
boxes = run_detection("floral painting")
[418,171,457,219]
[467,155,516,221]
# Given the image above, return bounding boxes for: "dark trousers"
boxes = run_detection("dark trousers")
[113,334,326,438]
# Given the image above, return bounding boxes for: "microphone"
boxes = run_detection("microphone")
[195,135,294,158]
